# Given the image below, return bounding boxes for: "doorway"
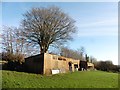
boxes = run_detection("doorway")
[68,62,72,72]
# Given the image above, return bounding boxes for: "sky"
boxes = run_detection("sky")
[1,2,118,65]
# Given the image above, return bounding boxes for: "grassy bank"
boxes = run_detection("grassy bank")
[2,70,118,88]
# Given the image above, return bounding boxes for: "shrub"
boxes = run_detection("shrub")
[95,60,119,73]
[2,52,25,63]
[2,52,25,71]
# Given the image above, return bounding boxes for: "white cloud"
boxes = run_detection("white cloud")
[76,18,118,37]
[78,18,118,28]
[77,28,118,37]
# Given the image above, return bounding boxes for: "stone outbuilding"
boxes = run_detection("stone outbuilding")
[25,53,94,75]
[25,53,80,75]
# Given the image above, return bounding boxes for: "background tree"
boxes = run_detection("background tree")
[60,46,85,60]
[22,6,76,54]
[85,54,89,62]
[2,26,39,71]
[77,46,85,61]
[89,56,97,63]
[95,60,115,72]
[2,26,25,64]
[2,26,14,54]
[2,26,40,57]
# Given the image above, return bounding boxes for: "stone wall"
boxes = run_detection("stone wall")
[44,53,80,75]
[25,53,80,75]
[44,53,67,74]
[87,62,94,70]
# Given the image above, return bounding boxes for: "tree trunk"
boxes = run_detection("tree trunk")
[39,44,49,54]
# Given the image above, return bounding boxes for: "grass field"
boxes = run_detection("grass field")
[2,70,119,88]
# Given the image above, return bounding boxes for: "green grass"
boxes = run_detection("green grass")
[2,70,119,88]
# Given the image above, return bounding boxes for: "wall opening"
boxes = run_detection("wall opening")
[74,64,78,71]
[68,62,72,72]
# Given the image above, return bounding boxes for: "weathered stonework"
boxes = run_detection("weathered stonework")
[25,53,94,75]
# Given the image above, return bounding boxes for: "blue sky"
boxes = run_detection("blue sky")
[1,2,118,65]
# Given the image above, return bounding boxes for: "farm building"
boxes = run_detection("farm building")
[25,53,94,75]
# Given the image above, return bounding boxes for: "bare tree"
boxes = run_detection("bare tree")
[60,46,82,60]
[2,26,14,53]
[2,26,39,57]
[85,54,89,62]
[22,6,76,54]
[77,46,85,61]
[89,56,97,63]
[2,26,23,54]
